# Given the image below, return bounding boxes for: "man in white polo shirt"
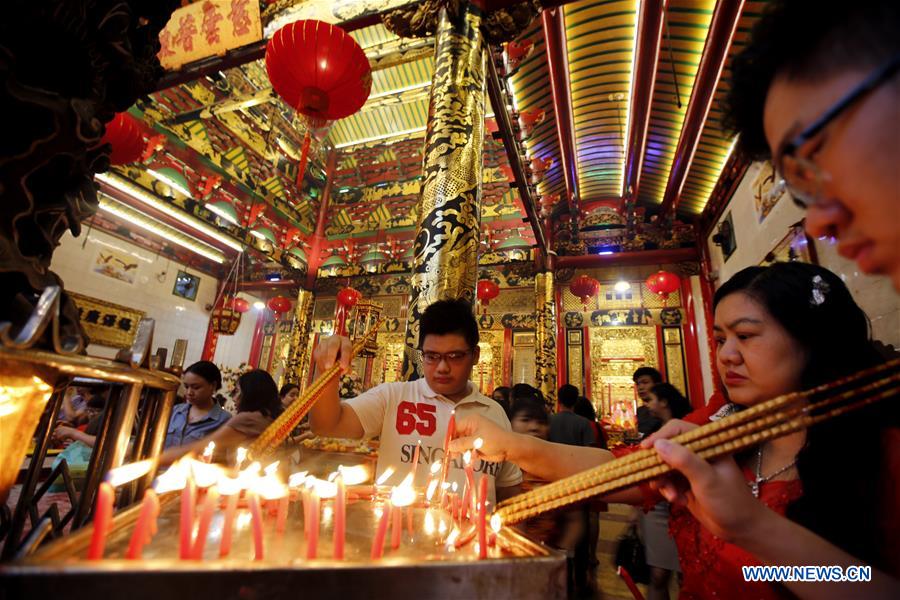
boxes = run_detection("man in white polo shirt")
[310,298,522,505]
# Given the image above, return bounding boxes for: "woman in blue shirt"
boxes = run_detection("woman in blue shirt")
[163,361,231,450]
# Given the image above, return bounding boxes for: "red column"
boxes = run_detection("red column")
[655,325,665,378]
[582,326,592,407]
[502,327,512,387]
[699,241,723,396]
[247,310,268,368]
[680,277,707,409]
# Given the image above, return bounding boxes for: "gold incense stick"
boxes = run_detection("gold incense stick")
[248,318,383,458]
[495,359,899,525]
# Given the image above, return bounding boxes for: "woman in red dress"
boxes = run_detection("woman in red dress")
[452,262,899,599]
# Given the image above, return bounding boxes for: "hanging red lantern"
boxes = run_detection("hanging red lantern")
[570,275,600,307]
[477,280,500,313]
[99,112,145,165]
[645,270,681,301]
[266,20,372,186]
[518,108,546,138]
[337,286,362,308]
[230,297,250,313]
[267,296,293,314]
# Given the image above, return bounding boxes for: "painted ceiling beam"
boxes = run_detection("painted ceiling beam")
[486,51,549,258]
[659,0,745,215]
[622,0,665,201]
[542,7,580,219]
[555,246,698,269]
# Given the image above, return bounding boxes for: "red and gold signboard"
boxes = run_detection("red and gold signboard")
[158,0,262,70]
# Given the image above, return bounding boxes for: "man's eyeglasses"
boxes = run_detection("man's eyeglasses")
[776,54,900,209]
[420,349,472,365]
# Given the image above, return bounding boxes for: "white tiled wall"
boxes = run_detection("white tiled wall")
[706,161,900,349]
[50,229,219,366]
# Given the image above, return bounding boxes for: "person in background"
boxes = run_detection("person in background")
[53,394,107,448]
[160,369,283,464]
[633,367,664,436]
[639,383,693,600]
[491,386,512,418]
[572,395,607,573]
[163,361,231,451]
[573,396,607,450]
[57,385,91,424]
[280,383,300,408]
[549,384,595,448]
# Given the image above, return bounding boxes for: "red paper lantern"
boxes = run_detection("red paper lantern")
[570,275,600,307]
[100,112,145,165]
[230,297,250,313]
[267,296,292,314]
[337,286,362,308]
[210,307,241,335]
[645,270,681,300]
[266,20,372,122]
[477,280,500,310]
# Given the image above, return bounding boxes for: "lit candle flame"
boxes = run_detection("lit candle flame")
[288,471,309,488]
[218,475,241,496]
[327,471,338,482]
[490,514,502,533]
[202,441,215,459]
[438,518,448,535]
[106,459,153,487]
[451,481,458,492]
[338,464,370,485]
[235,447,247,469]
[424,510,436,536]
[154,460,188,493]
[322,505,333,523]
[463,450,472,465]
[263,461,280,476]
[191,459,221,488]
[390,473,415,507]
[430,460,442,475]
[446,527,460,547]
[376,466,395,486]
[425,478,439,501]
[308,476,337,498]
[473,437,483,451]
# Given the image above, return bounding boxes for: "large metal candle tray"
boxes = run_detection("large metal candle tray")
[1,486,565,600]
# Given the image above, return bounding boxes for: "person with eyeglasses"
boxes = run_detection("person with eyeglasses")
[309,298,522,505]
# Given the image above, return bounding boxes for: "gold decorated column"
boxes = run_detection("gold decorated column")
[400,4,485,379]
[284,288,315,388]
[535,271,557,411]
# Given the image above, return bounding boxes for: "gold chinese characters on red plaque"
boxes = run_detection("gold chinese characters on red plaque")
[158,0,262,70]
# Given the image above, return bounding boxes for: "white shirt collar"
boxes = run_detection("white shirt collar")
[416,378,490,406]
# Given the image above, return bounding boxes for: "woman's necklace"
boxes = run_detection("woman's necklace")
[749,444,798,498]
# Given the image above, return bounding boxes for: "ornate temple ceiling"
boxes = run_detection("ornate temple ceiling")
[91,0,764,281]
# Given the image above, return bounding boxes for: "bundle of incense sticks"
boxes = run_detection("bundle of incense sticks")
[495,359,900,526]
[248,318,383,458]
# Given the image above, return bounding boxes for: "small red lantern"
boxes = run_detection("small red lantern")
[570,275,600,307]
[100,112,145,165]
[645,270,681,302]
[337,286,362,308]
[477,280,500,312]
[267,296,292,314]
[230,297,250,313]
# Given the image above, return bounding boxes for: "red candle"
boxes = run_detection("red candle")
[333,475,346,559]
[219,491,239,558]
[302,486,311,539]
[618,566,646,600]
[371,505,390,559]
[437,412,456,502]
[125,488,159,559]
[191,485,219,559]
[409,440,421,482]
[87,482,114,560]
[477,475,488,559]
[179,474,196,559]
[460,482,472,524]
[248,491,265,561]
[451,493,460,522]
[275,494,289,533]
[391,502,402,550]
[463,451,476,521]
[306,493,320,559]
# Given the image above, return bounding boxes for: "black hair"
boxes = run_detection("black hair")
[714,262,892,570]
[632,366,662,384]
[419,298,479,350]
[491,386,512,417]
[510,395,549,425]
[236,370,283,419]
[279,383,300,398]
[184,361,222,391]
[725,0,900,159]
[648,383,692,420]
[572,396,597,422]
[557,383,579,408]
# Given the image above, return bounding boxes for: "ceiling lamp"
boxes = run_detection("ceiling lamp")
[496,236,531,251]
[205,200,239,226]
[360,249,387,272]
[289,247,308,263]
[321,254,347,276]
[614,280,631,293]
[147,167,192,198]
[250,227,277,244]
[100,112,145,165]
